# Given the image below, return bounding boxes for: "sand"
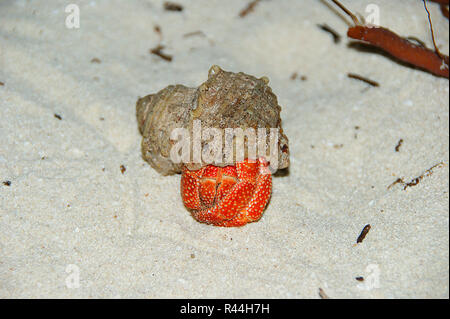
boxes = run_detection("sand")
[0,0,448,298]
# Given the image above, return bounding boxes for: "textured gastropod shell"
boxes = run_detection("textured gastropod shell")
[136,65,290,175]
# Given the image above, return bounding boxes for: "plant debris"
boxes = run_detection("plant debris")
[318,288,330,299]
[290,72,307,81]
[388,162,445,190]
[330,0,449,78]
[395,139,404,152]
[150,45,173,62]
[317,23,341,43]
[54,113,62,120]
[90,57,101,64]
[164,2,183,12]
[183,30,205,38]
[354,125,360,139]
[356,224,371,243]
[239,0,261,18]
[347,73,379,87]
[403,162,445,190]
[387,177,405,190]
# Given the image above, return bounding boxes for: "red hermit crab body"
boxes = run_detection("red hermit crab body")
[181,158,272,227]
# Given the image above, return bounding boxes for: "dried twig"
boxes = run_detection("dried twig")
[387,177,405,190]
[347,73,379,87]
[395,138,404,152]
[239,0,261,18]
[183,30,206,38]
[317,23,341,43]
[331,0,359,25]
[150,45,173,62]
[403,162,444,189]
[423,0,445,60]
[387,162,445,190]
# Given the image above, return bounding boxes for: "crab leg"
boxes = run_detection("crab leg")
[180,167,203,210]
[192,180,256,225]
[214,159,272,226]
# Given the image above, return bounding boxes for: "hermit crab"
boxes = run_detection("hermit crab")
[136,65,289,226]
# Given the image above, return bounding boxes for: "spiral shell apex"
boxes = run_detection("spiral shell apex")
[137,65,290,175]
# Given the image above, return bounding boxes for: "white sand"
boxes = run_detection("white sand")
[0,0,448,298]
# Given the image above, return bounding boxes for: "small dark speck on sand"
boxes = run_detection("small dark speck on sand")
[120,165,126,174]
[3,181,11,186]
[90,57,101,64]
[54,113,62,120]
[164,2,183,11]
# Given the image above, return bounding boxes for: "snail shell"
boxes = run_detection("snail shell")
[137,65,290,175]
